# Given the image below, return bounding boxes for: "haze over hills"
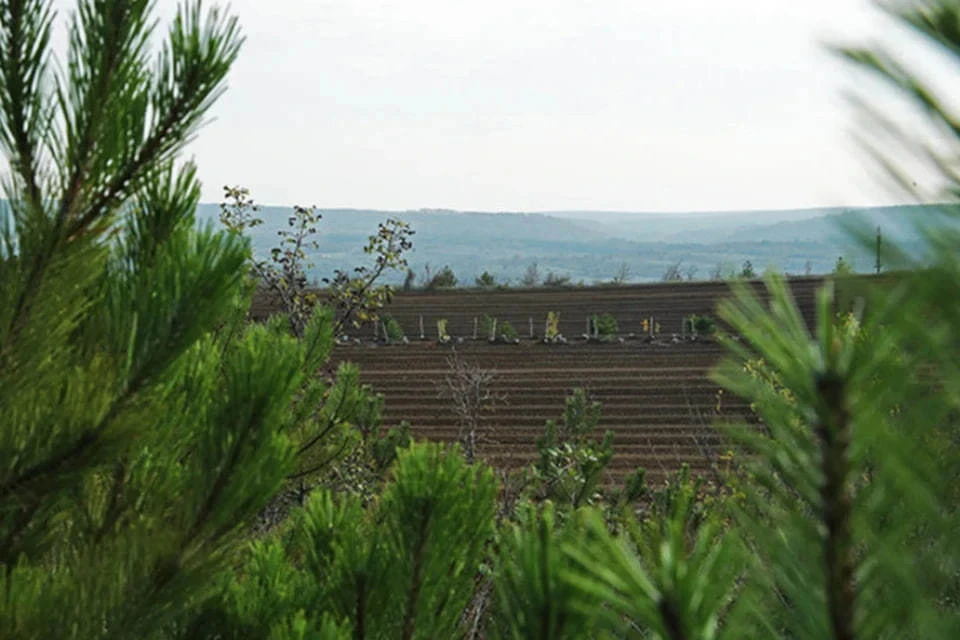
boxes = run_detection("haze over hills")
[190,203,953,284]
[0,199,939,284]
[541,208,833,243]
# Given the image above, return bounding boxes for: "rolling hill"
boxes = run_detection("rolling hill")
[194,202,947,284]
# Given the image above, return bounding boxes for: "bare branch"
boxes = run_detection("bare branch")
[436,349,506,464]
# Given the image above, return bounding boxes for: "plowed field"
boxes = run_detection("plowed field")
[254,277,824,340]
[250,276,828,487]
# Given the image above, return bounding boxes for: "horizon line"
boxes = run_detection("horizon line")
[196,202,941,216]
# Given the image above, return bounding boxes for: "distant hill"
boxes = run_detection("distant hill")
[543,205,959,244]
[657,205,957,244]
[542,207,834,242]
[192,202,949,284]
[1,199,940,284]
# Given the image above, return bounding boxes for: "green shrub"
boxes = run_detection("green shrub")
[533,389,611,509]
[833,255,855,276]
[590,313,619,340]
[475,270,497,288]
[381,313,404,343]
[193,442,497,639]
[688,314,717,335]
[427,265,457,289]
[479,313,496,340]
[498,320,519,341]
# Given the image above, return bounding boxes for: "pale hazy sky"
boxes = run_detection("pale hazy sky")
[53,1,941,212]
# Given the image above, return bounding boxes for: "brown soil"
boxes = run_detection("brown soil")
[255,277,836,487]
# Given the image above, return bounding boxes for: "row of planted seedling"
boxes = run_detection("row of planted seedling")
[353,312,717,345]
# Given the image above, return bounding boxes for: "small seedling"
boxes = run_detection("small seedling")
[437,318,451,344]
[545,311,561,343]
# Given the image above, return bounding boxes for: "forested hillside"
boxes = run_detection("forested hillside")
[191,202,941,284]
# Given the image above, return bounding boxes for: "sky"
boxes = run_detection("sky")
[48,1,950,212]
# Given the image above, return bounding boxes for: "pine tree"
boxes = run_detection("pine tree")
[188,442,498,639]
[0,1,328,636]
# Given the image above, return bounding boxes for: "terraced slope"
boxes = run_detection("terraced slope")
[307,278,834,486]
[332,341,757,486]
[250,277,849,485]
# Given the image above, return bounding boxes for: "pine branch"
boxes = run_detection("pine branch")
[0,494,41,565]
[0,362,147,514]
[58,1,147,213]
[287,438,351,481]
[355,576,368,640]
[0,1,297,635]
[67,78,201,240]
[816,372,856,640]
[187,403,264,543]
[658,596,688,640]
[401,505,431,640]
[4,0,154,353]
[295,417,340,458]
[0,0,54,210]
[94,460,127,543]
[0,0,57,350]
[68,1,243,240]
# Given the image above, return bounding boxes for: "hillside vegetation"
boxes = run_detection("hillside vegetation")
[192,202,945,285]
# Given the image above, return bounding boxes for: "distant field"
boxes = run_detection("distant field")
[255,277,836,486]
[252,276,825,338]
